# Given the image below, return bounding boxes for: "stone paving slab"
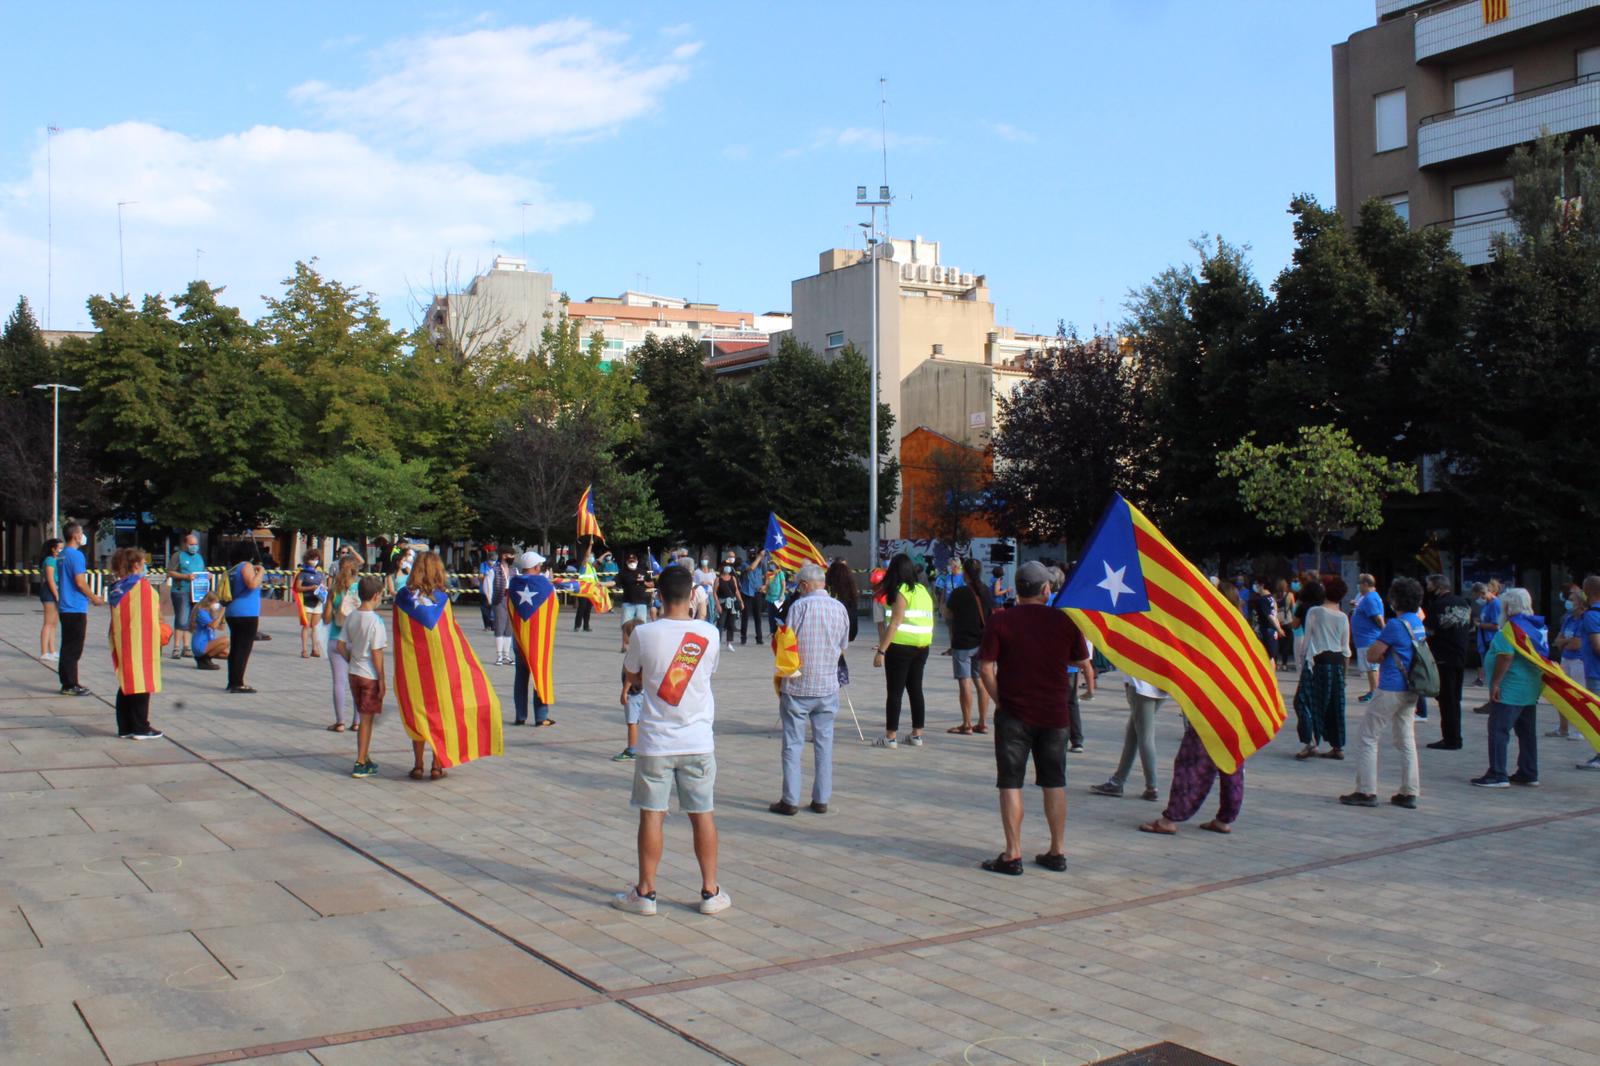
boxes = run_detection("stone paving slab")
[0,599,1597,1065]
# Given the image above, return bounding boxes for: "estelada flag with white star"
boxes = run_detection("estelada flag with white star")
[509,572,559,704]
[1052,493,1284,773]
[1504,619,1600,752]
[393,587,503,768]
[764,512,827,572]
[108,573,162,696]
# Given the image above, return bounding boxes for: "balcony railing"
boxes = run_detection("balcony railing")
[1417,74,1600,166]
[1416,0,1600,63]
[1427,209,1518,265]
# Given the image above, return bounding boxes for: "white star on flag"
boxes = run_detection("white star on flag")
[515,588,535,606]
[1097,561,1134,607]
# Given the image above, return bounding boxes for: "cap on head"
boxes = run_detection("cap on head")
[1016,560,1054,597]
[517,550,545,570]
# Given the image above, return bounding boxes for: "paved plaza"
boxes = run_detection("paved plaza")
[0,596,1597,1066]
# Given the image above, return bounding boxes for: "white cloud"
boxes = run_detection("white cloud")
[291,20,697,152]
[831,127,937,150]
[991,122,1038,143]
[0,122,588,329]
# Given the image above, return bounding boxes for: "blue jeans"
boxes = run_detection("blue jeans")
[780,690,837,806]
[1486,701,1537,780]
[512,643,549,724]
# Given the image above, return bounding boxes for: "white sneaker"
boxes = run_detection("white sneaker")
[872,736,898,749]
[1579,755,1600,771]
[698,887,731,915]
[41,653,57,661]
[611,886,657,915]
[907,734,924,747]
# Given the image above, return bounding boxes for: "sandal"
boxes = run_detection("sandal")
[409,767,426,780]
[1199,819,1233,834]
[300,651,310,659]
[1294,746,1316,761]
[1318,749,1345,760]
[430,767,448,780]
[972,725,988,734]
[535,720,556,727]
[1138,819,1177,835]
[980,854,1023,876]
[326,723,346,732]
[947,724,973,735]
[1034,852,1067,872]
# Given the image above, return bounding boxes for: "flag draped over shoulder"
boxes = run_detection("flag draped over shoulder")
[1052,493,1285,774]
[576,485,603,541]
[508,573,559,704]
[765,512,827,571]
[577,561,612,614]
[1505,621,1600,752]
[108,574,161,695]
[393,587,503,768]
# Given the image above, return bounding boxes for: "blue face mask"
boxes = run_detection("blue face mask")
[1290,581,1301,593]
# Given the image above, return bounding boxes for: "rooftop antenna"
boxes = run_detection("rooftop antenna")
[879,77,891,241]
[46,125,59,330]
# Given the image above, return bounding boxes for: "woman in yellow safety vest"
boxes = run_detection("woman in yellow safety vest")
[872,553,934,749]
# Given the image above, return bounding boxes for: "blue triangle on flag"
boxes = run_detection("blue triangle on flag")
[1052,494,1150,615]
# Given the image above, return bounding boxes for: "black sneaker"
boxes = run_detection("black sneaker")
[1507,773,1539,787]
[1088,781,1123,797]
[981,854,1024,876]
[61,685,91,697]
[1390,793,1418,809]
[1425,740,1461,750]
[1339,792,1379,807]
[129,730,164,740]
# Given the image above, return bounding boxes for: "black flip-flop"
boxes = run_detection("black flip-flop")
[980,854,1023,876]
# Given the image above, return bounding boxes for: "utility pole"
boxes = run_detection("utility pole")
[117,200,138,298]
[855,183,892,568]
[32,383,82,535]
[47,125,59,329]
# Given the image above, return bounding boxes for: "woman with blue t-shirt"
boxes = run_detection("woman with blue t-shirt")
[1473,587,1545,788]
[224,543,266,693]
[1342,576,1426,810]
[38,538,62,661]
[190,592,231,668]
[1551,592,1587,741]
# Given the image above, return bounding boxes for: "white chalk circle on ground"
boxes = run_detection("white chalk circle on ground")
[166,959,286,993]
[963,1036,1104,1065]
[1324,949,1443,980]
[83,853,182,876]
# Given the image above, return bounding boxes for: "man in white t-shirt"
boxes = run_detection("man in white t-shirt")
[613,566,730,916]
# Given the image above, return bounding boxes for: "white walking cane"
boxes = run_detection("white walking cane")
[843,687,865,741]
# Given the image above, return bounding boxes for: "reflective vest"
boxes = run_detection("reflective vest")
[890,583,934,647]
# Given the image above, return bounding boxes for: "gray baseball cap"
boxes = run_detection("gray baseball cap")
[1016,560,1054,591]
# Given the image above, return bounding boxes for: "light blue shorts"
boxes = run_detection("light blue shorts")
[631,752,716,813]
[1356,645,1379,673]
[624,691,643,726]
[952,646,979,680]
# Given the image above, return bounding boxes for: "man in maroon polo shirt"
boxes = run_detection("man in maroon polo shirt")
[976,560,1093,875]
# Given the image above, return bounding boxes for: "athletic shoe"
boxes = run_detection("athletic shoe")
[1390,794,1419,809]
[1339,792,1379,807]
[1357,693,1375,704]
[612,886,657,915]
[60,685,91,697]
[170,648,182,660]
[611,748,636,762]
[1141,787,1160,801]
[1425,740,1461,750]
[1069,743,1085,753]
[698,887,732,915]
[352,761,377,778]
[1507,773,1539,787]
[725,643,735,652]
[872,736,898,749]
[1578,754,1600,770]
[907,734,924,747]
[41,653,58,661]
[129,730,164,741]
[116,732,133,739]
[1089,781,1123,797]
[1544,729,1567,738]
[1471,775,1510,788]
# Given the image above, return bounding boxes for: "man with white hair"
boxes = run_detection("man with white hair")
[1472,587,1543,787]
[769,562,851,816]
[510,550,555,727]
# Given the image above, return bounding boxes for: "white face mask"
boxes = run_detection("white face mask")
[627,562,637,570]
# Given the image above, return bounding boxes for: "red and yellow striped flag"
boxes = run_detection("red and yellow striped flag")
[509,573,558,705]
[764,511,827,572]
[393,588,503,768]
[108,574,162,695]
[1482,0,1508,23]
[1053,494,1284,773]
[576,485,603,541]
[1505,622,1600,751]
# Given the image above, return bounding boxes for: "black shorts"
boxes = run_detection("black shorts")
[994,709,1068,789]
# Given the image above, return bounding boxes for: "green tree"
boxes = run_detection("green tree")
[1218,425,1417,570]
[274,451,433,540]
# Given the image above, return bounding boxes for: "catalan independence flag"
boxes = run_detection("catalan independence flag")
[576,485,603,541]
[1482,0,1508,23]
[1505,621,1600,752]
[393,587,503,768]
[764,512,827,572]
[509,572,559,705]
[577,562,612,614]
[1053,494,1285,773]
[108,573,162,695]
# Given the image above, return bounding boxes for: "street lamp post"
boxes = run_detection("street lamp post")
[32,382,81,535]
[855,184,891,568]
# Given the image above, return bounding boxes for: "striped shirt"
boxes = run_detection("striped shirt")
[784,590,851,697]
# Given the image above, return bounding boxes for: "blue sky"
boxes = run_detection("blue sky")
[2,0,1373,338]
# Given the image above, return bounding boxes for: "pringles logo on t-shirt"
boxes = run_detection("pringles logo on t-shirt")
[658,633,709,706]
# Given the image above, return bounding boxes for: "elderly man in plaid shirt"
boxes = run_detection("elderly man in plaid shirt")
[770,562,852,816]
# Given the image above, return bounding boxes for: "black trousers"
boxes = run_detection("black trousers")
[741,592,765,643]
[1436,662,1465,746]
[884,643,929,733]
[115,691,152,736]
[226,616,258,689]
[58,611,87,689]
[573,597,592,631]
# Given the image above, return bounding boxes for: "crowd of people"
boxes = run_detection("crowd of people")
[25,527,1600,915]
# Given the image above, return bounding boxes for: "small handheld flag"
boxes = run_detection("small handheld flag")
[576,485,603,541]
[1505,621,1600,752]
[646,548,662,575]
[764,512,827,572]
[108,573,161,695]
[393,587,503,768]
[509,573,559,705]
[1053,493,1284,773]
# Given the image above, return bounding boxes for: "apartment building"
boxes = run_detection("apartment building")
[564,290,787,368]
[1333,0,1600,264]
[425,255,560,357]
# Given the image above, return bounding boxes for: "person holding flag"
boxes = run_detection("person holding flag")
[577,484,604,541]
[508,551,559,727]
[392,552,504,780]
[1489,575,1600,773]
[764,512,827,572]
[295,548,327,659]
[106,547,165,740]
[574,550,610,631]
[1472,588,1545,788]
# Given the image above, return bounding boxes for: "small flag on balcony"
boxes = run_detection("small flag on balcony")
[1482,0,1508,23]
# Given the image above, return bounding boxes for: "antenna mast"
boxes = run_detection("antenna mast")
[879,77,891,239]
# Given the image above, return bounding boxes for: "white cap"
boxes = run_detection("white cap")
[518,550,545,570]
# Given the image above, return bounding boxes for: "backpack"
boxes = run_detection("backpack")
[1402,619,1440,697]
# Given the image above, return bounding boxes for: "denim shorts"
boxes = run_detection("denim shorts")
[171,591,193,630]
[623,691,643,725]
[631,752,716,813]
[621,603,650,625]
[951,646,979,680]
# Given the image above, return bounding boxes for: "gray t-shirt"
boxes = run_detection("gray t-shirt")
[342,609,388,681]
